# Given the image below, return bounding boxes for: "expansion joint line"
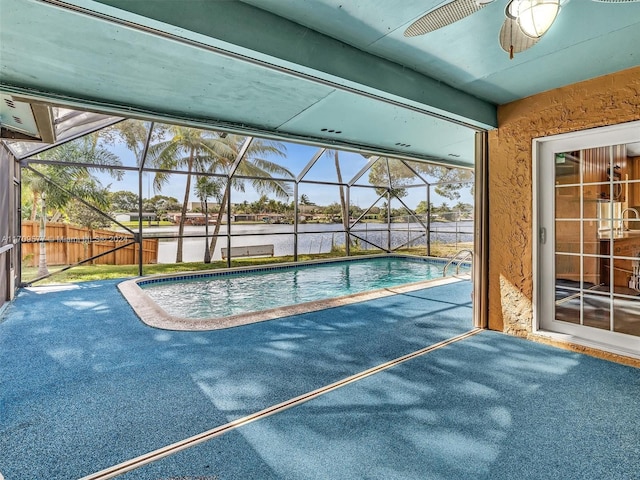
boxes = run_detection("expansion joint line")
[81,328,481,480]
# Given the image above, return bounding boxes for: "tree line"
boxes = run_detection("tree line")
[22,120,473,268]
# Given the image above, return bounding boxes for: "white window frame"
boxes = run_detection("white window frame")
[533,120,640,359]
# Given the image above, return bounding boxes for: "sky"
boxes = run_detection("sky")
[95,133,473,210]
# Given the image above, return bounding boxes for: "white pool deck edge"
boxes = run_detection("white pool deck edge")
[118,258,471,331]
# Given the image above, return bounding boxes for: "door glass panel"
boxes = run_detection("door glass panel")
[582,185,600,220]
[555,289,581,325]
[614,295,640,336]
[554,151,579,185]
[555,188,580,219]
[582,292,610,330]
[582,221,600,255]
[582,255,602,291]
[555,221,580,254]
[552,146,640,335]
[556,253,580,288]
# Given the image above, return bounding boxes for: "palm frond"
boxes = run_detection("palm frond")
[245,157,294,178]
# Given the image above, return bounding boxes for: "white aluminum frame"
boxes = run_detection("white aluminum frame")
[533,120,640,359]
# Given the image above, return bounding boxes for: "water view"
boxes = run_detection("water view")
[133,221,474,263]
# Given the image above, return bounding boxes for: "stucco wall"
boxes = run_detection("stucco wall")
[488,66,640,338]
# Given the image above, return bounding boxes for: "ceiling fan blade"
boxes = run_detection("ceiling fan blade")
[499,17,539,57]
[404,0,493,37]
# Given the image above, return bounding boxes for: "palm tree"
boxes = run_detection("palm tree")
[206,135,292,261]
[300,194,311,205]
[195,175,223,263]
[320,150,350,249]
[22,137,123,277]
[24,137,122,220]
[146,129,291,263]
[147,126,233,263]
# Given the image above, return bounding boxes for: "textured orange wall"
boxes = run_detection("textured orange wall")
[488,66,640,336]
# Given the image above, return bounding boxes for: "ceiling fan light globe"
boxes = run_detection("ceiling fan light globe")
[516,0,560,38]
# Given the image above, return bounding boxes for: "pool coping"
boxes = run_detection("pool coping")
[118,255,471,331]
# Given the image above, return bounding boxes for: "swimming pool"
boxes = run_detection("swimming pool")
[119,255,470,330]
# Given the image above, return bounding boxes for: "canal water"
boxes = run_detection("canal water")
[135,221,473,263]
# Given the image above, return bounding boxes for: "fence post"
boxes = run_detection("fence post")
[64,224,70,265]
[89,229,94,265]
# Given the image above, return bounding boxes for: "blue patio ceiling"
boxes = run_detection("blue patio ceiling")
[1,0,639,166]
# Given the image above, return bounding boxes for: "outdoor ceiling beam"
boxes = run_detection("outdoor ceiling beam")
[71,0,497,129]
[31,103,56,144]
[3,87,474,168]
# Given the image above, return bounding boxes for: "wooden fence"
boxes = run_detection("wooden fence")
[21,221,158,267]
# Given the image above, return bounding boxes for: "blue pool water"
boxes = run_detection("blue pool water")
[140,256,468,319]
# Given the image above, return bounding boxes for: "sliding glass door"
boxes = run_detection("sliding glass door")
[536,122,640,357]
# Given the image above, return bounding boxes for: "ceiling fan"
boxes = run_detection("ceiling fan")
[404,0,640,58]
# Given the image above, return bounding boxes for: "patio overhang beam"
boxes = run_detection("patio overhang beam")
[38,0,496,130]
[3,87,475,169]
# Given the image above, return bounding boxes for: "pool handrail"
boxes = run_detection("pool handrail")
[443,249,473,277]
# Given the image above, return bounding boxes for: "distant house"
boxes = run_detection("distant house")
[234,214,259,222]
[168,212,219,225]
[186,201,222,212]
[186,201,202,212]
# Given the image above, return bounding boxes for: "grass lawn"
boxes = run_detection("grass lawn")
[20,243,471,285]
[20,251,372,284]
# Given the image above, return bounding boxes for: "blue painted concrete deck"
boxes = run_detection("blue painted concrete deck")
[1,279,638,479]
